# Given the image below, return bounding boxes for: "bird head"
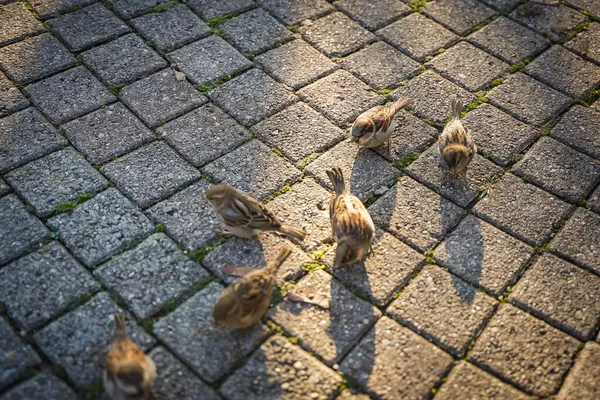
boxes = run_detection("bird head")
[115,362,150,397]
[204,184,235,206]
[442,144,471,178]
[350,116,374,142]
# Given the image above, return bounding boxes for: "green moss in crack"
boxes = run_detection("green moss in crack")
[393,152,418,169]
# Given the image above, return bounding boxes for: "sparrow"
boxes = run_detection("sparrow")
[438,98,477,178]
[212,247,292,329]
[350,96,412,148]
[205,184,306,240]
[104,314,156,400]
[326,167,375,266]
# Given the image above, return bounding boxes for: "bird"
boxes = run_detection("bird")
[104,314,156,400]
[350,96,412,148]
[205,184,306,240]
[212,247,292,329]
[326,167,375,266]
[438,98,477,178]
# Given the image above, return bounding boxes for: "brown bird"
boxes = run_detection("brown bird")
[350,97,412,148]
[438,99,477,178]
[104,314,156,400]
[212,247,292,329]
[326,167,375,266]
[205,184,306,240]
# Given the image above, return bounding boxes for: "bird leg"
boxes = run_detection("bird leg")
[216,228,234,238]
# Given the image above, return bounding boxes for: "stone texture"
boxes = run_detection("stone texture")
[423,0,496,36]
[511,2,587,42]
[566,0,600,18]
[256,0,334,25]
[551,105,600,161]
[0,72,28,117]
[0,2,44,46]
[185,0,256,20]
[0,317,41,390]
[110,0,171,19]
[557,342,600,400]
[29,0,95,18]
[0,178,10,196]
[478,0,519,12]
[589,185,600,214]
[335,0,410,30]
[0,372,77,400]
[565,21,600,65]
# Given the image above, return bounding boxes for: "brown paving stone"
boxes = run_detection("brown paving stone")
[564,21,600,65]
[511,2,587,42]
[557,341,600,400]
[0,2,45,46]
[424,0,496,36]
[257,0,334,26]
[334,0,410,30]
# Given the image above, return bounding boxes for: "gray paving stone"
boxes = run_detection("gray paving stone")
[298,70,385,126]
[47,188,154,267]
[153,282,269,383]
[47,3,130,52]
[130,4,211,53]
[0,317,41,390]
[377,13,459,61]
[220,335,343,400]
[486,72,571,126]
[557,341,600,400]
[299,12,376,57]
[478,0,519,12]
[335,0,410,30]
[185,0,256,19]
[423,0,496,36]
[434,215,534,296]
[340,41,422,90]
[512,136,600,203]
[0,72,29,117]
[0,178,10,196]
[565,22,600,65]
[0,34,75,85]
[268,269,381,365]
[34,292,155,387]
[158,103,251,167]
[110,0,170,19]
[60,102,153,165]
[511,2,587,42]
[588,184,600,213]
[25,67,117,125]
[369,176,466,251]
[340,316,453,399]
[202,139,301,200]
[469,304,580,397]
[5,148,108,217]
[0,108,67,173]
[0,372,77,400]
[166,35,252,86]
[566,0,600,18]
[0,2,44,46]
[256,0,334,25]
[28,0,95,18]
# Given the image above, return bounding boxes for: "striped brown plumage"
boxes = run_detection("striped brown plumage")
[438,99,477,177]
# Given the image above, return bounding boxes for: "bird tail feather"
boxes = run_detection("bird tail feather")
[392,96,412,113]
[267,247,293,274]
[279,225,306,241]
[114,313,128,339]
[451,98,463,120]
[326,167,346,196]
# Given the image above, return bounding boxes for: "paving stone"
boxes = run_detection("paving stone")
[252,102,345,164]
[462,103,539,166]
[158,103,251,167]
[566,0,600,18]
[28,0,95,18]
[588,185,600,214]
[210,69,297,127]
[511,2,587,42]
[166,35,252,86]
[392,70,476,124]
[0,178,10,196]
[340,41,422,90]
[153,282,269,383]
[110,0,170,19]
[368,176,467,251]
[0,72,29,117]
[478,0,519,12]
[0,108,67,173]
[335,0,410,30]
[0,2,44,46]
[220,8,294,55]
[337,389,371,400]
[423,0,496,36]
[256,0,334,25]
[34,292,155,387]
[5,148,108,217]
[377,13,459,61]
[130,4,211,53]
[47,3,130,52]
[298,70,384,126]
[25,67,117,125]
[268,269,381,365]
[221,335,343,400]
[61,102,153,165]
[565,22,600,65]
[185,0,256,19]
[513,136,600,203]
[47,188,154,267]
[0,318,41,390]
[486,72,571,126]
[557,341,600,400]
[469,304,580,397]
[0,34,75,85]
[341,316,453,399]
[0,372,77,400]
[202,139,301,200]
[304,140,399,203]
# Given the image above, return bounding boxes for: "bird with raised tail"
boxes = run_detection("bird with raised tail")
[438,98,477,178]
[350,96,412,148]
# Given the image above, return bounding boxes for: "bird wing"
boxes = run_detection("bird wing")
[330,193,373,242]
[221,195,280,230]
[371,104,396,134]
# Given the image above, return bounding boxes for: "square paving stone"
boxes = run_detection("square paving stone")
[185,0,256,20]
[486,72,571,126]
[34,293,155,387]
[426,41,509,91]
[478,0,519,11]
[474,173,572,246]
[557,342,600,400]
[565,21,600,67]
[0,2,45,46]
[25,67,117,125]
[95,233,210,318]
[335,0,411,30]
[423,0,496,36]
[377,13,459,61]
[0,33,75,85]
[153,282,269,383]
[110,0,171,19]
[28,0,95,18]
[512,136,600,203]
[0,242,100,331]
[166,35,252,87]
[5,147,108,217]
[220,335,343,400]
[588,185,600,214]
[130,4,211,53]
[47,3,130,52]
[468,16,549,64]
[158,103,251,167]
[462,103,539,166]
[340,41,422,90]
[0,108,67,173]
[340,316,453,399]
[0,372,77,400]
[434,215,534,296]
[511,3,587,42]
[0,318,41,390]
[0,72,29,117]
[252,101,345,164]
[298,70,385,126]
[256,0,334,25]
[60,102,153,165]
[0,178,10,196]
[268,269,381,365]
[567,0,600,17]
[469,304,580,397]
[47,188,154,267]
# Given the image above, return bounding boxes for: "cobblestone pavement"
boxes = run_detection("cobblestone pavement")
[1,0,600,399]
